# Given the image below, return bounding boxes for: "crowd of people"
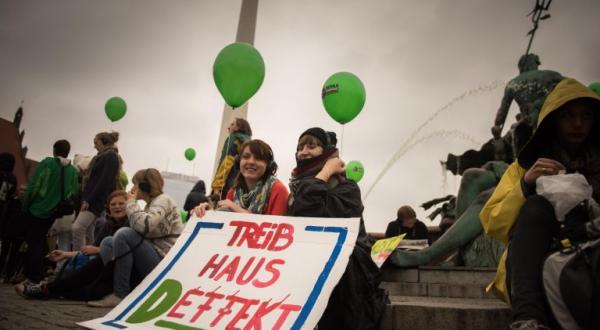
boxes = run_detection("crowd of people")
[0,75,598,330]
[0,122,389,329]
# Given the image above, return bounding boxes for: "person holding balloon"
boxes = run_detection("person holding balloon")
[287,127,387,330]
[72,131,121,252]
[194,139,288,217]
[210,118,252,200]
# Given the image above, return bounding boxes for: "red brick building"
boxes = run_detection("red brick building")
[0,106,38,187]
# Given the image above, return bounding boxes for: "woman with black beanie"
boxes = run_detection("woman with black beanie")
[287,127,387,330]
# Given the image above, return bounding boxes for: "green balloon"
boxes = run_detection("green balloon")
[213,42,265,108]
[184,148,196,161]
[180,210,188,223]
[589,82,600,97]
[346,160,365,183]
[105,97,127,122]
[322,72,366,124]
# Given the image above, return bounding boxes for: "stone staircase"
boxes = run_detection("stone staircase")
[378,266,511,330]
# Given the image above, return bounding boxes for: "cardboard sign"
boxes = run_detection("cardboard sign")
[80,211,359,330]
[370,234,405,268]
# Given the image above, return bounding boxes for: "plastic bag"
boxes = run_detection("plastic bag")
[536,173,593,222]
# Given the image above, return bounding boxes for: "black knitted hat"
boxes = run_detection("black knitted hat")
[299,127,337,149]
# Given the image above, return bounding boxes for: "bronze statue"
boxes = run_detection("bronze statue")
[444,54,562,176]
[421,195,456,233]
[492,53,563,154]
[388,161,508,267]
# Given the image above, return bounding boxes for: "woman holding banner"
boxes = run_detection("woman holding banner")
[88,169,183,308]
[193,139,289,217]
[287,127,387,330]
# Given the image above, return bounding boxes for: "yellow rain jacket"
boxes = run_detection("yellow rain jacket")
[479,78,600,303]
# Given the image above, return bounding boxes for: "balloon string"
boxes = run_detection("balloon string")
[340,124,345,157]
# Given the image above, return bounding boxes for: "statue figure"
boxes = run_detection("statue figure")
[421,195,456,233]
[491,53,563,154]
[443,54,562,176]
[388,161,508,268]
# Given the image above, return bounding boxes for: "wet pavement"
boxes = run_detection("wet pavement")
[0,282,111,329]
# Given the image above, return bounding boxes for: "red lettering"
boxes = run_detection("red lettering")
[252,259,284,288]
[226,297,260,329]
[190,286,225,323]
[198,254,228,278]
[228,221,260,248]
[243,295,290,330]
[267,224,294,251]
[228,221,295,251]
[214,256,240,282]
[236,257,265,286]
[167,287,204,319]
[272,304,302,330]
[210,291,243,327]
[259,223,278,249]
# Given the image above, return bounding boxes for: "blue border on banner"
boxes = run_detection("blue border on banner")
[101,221,349,330]
[290,226,348,330]
[102,221,224,328]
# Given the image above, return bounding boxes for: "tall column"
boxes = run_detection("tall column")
[212,0,258,179]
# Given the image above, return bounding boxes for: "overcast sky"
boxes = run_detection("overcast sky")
[1,0,599,232]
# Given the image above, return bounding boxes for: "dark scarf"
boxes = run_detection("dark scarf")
[288,148,342,207]
[548,142,600,202]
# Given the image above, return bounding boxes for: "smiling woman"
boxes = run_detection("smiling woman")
[194,139,289,217]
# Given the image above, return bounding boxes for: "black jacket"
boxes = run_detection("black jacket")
[83,150,119,216]
[288,176,387,330]
[183,180,208,212]
[385,218,430,243]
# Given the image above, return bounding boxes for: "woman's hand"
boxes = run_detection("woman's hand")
[47,250,76,262]
[316,158,345,182]
[192,202,212,218]
[523,158,566,185]
[80,201,89,212]
[217,199,249,213]
[127,186,138,202]
[80,245,100,256]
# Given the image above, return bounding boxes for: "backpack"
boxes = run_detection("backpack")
[542,237,600,330]
[53,162,75,218]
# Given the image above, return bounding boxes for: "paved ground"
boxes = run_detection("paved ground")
[0,282,111,330]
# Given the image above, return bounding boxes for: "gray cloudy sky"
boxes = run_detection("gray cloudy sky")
[1,0,599,232]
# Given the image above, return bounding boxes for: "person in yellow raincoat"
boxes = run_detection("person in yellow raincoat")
[480,78,600,329]
[211,118,252,200]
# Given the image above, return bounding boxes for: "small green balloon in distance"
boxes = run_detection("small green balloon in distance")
[213,42,265,108]
[346,160,365,183]
[322,72,366,124]
[184,148,196,161]
[589,82,600,97]
[105,97,127,122]
[180,210,188,223]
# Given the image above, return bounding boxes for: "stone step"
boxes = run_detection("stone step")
[382,266,496,286]
[379,296,510,330]
[381,281,497,299]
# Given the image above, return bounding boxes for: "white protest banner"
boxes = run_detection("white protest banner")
[80,211,359,330]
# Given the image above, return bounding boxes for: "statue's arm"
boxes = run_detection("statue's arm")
[492,87,514,137]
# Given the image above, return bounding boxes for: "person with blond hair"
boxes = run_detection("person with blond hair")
[89,169,183,307]
[72,131,121,252]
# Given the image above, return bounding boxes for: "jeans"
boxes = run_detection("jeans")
[72,211,96,252]
[23,212,55,283]
[100,227,160,298]
[506,195,559,325]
